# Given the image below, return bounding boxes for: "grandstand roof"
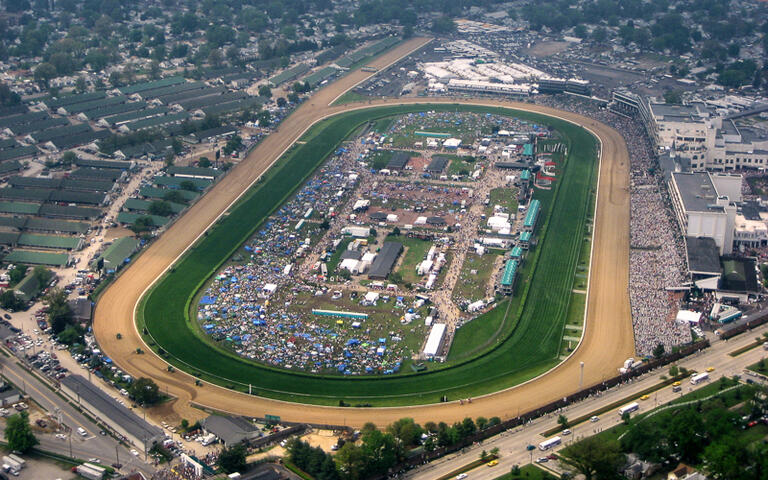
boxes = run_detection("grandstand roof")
[523,199,540,228]
[4,249,69,266]
[501,259,518,286]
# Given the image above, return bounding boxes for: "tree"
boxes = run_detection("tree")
[258,84,272,98]
[387,418,422,447]
[669,364,679,377]
[559,436,623,480]
[652,343,665,359]
[75,76,87,93]
[129,377,160,405]
[149,60,161,79]
[148,200,173,217]
[592,26,608,43]
[276,97,287,108]
[58,325,82,345]
[5,411,38,453]
[179,180,197,192]
[45,288,72,334]
[287,92,299,103]
[218,444,246,473]
[476,416,488,430]
[33,62,57,87]
[0,291,25,311]
[163,190,187,204]
[164,151,175,167]
[130,216,155,234]
[431,16,456,34]
[573,24,588,38]
[663,90,682,104]
[207,48,223,67]
[108,71,122,87]
[61,151,77,166]
[198,157,211,168]
[0,83,21,107]
[557,414,569,430]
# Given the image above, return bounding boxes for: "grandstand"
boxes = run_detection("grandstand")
[523,199,540,231]
[498,259,519,295]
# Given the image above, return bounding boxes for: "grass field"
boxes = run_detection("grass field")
[138,104,598,406]
[487,187,518,216]
[453,252,500,302]
[493,465,558,480]
[391,235,432,285]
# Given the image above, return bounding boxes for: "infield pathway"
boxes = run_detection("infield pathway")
[93,36,635,426]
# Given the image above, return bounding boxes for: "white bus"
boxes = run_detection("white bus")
[538,436,562,451]
[691,372,709,385]
[618,402,640,416]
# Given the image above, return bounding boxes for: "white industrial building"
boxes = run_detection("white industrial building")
[669,172,742,254]
[423,323,447,358]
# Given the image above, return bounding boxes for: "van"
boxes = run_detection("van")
[77,427,87,437]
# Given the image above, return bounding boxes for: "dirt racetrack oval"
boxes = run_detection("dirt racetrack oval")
[93,37,635,426]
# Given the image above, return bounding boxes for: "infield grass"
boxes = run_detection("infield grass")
[137,104,598,406]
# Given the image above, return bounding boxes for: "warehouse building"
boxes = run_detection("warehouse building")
[200,415,262,447]
[367,241,403,279]
[61,375,164,452]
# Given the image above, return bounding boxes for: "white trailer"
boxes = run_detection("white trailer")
[691,372,709,385]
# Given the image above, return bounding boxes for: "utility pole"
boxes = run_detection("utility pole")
[580,362,585,388]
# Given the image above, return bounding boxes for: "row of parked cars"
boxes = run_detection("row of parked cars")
[27,351,68,380]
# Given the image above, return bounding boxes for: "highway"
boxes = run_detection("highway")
[404,327,768,480]
[0,353,154,476]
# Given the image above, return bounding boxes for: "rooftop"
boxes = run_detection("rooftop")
[61,375,164,444]
[685,236,721,276]
[672,172,723,213]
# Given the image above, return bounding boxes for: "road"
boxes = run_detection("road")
[404,327,768,480]
[0,353,153,476]
[92,34,635,427]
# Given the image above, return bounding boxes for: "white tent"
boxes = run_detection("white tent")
[676,310,701,324]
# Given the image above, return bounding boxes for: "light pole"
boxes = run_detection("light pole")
[580,362,584,388]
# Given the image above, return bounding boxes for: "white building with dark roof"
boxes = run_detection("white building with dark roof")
[669,172,741,254]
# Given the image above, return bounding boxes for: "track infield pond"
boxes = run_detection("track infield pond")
[137,103,598,406]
